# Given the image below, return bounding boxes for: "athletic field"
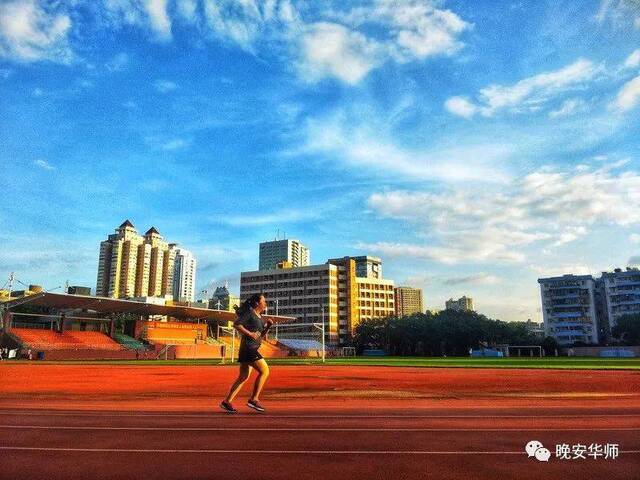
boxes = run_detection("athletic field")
[5,356,640,369]
[0,361,638,479]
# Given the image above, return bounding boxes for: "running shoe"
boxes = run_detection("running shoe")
[247,399,265,412]
[220,401,237,413]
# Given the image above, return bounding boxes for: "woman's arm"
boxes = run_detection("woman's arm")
[262,319,274,336]
[233,320,260,341]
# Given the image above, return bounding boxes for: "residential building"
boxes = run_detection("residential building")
[538,275,599,346]
[241,256,395,346]
[173,248,196,303]
[95,220,193,301]
[524,319,545,338]
[394,286,424,316]
[258,239,310,270]
[445,296,474,312]
[600,267,640,336]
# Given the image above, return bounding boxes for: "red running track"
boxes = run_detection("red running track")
[0,364,638,479]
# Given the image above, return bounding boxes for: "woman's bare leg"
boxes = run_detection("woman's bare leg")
[224,363,251,403]
[249,358,269,401]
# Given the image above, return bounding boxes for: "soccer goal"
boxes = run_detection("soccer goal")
[216,325,238,364]
[496,344,544,358]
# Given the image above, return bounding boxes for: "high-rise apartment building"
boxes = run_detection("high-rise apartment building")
[600,267,640,336]
[394,286,424,316]
[445,296,474,312]
[240,256,394,345]
[538,267,640,345]
[96,220,194,302]
[172,248,197,303]
[259,239,310,270]
[538,275,599,346]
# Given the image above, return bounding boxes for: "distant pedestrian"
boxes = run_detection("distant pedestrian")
[220,294,273,413]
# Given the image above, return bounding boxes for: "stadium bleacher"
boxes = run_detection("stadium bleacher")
[11,328,124,351]
[112,332,147,350]
[277,339,324,352]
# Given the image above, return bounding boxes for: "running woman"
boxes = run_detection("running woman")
[220,293,273,413]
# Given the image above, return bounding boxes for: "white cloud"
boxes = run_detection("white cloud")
[328,0,470,61]
[0,1,468,83]
[300,112,512,183]
[154,79,177,93]
[216,208,319,226]
[442,273,501,286]
[144,0,172,40]
[548,98,589,118]
[176,0,198,22]
[104,0,173,40]
[106,52,129,72]
[0,0,73,63]
[202,0,271,52]
[614,75,640,111]
[624,49,640,69]
[298,22,379,85]
[630,233,640,244]
[596,0,640,29]
[197,0,470,84]
[161,138,188,150]
[366,164,640,264]
[529,263,597,277]
[445,58,602,117]
[444,96,477,118]
[34,159,54,170]
[301,0,470,83]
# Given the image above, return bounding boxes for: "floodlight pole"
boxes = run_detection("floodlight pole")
[321,304,325,363]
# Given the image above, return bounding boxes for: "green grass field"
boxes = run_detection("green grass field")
[5,356,640,369]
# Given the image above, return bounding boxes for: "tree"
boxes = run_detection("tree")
[612,314,640,345]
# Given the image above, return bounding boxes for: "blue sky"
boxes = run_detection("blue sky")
[1,0,639,321]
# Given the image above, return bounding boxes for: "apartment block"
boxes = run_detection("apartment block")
[538,275,599,346]
[258,239,310,270]
[173,248,197,303]
[96,220,194,302]
[445,296,474,312]
[600,267,640,335]
[394,286,424,316]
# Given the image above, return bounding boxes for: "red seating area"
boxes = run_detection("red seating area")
[11,328,124,351]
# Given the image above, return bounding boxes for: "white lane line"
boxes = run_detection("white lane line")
[2,412,639,419]
[3,425,640,432]
[0,447,639,455]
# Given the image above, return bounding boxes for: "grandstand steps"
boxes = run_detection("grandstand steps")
[10,328,124,351]
[112,333,146,350]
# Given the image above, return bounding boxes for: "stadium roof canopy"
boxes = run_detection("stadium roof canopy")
[2,292,295,324]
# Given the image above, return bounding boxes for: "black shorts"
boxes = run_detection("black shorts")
[238,346,263,363]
